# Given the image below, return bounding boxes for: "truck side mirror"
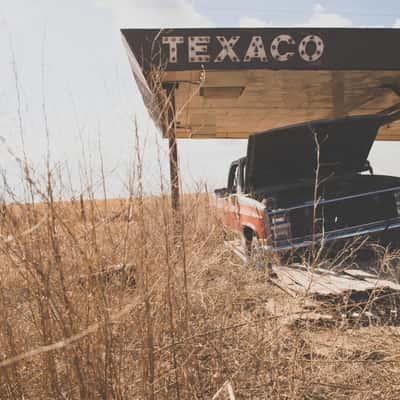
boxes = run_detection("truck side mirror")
[214,188,228,198]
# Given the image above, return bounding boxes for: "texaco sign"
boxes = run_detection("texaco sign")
[161,34,324,65]
[121,28,400,72]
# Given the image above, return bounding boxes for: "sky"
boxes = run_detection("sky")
[1,0,400,199]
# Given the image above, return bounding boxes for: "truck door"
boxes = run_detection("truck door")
[227,162,241,231]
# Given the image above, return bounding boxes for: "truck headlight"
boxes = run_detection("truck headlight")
[395,192,400,215]
[271,213,291,240]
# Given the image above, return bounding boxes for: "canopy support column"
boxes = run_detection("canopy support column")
[164,83,180,211]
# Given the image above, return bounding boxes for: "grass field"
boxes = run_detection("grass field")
[1,175,400,400]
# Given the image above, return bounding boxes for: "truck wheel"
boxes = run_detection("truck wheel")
[242,228,263,267]
[242,228,274,274]
[242,226,256,258]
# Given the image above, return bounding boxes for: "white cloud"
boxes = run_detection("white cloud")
[239,16,271,28]
[301,3,352,27]
[394,18,400,28]
[239,4,352,29]
[94,0,213,29]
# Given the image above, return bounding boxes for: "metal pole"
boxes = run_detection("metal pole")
[164,83,180,211]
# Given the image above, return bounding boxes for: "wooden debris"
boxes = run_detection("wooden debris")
[271,265,400,297]
[225,240,400,326]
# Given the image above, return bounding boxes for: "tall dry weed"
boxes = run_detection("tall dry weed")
[1,137,400,399]
[1,56,400,399]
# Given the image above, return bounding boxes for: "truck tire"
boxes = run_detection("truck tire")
[242,228,263,267]
[242,227,275,274]
[242,226,255,257]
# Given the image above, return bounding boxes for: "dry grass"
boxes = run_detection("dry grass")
[1,169,400,400]
[3,40,400,399]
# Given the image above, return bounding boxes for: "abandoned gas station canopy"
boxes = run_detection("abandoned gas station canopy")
[121,28,400,141]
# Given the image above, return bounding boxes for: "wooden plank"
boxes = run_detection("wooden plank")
[344,269,400,291]
[272,265,400,296]
[362,277,400,291]
[343,269,377,279]
[275,267,341,296]
[224,240,400,297]
[310,271,374,293]
[272,268,307,296]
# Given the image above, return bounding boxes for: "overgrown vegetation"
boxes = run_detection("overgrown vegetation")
[1,60,400,397]
[1,152,400,399]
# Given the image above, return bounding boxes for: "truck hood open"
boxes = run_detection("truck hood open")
[245,114,387,192]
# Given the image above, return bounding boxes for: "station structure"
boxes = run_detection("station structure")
[121,28,400,209]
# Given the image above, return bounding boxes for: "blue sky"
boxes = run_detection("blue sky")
[195,0,400,27]
[1,0,400,198]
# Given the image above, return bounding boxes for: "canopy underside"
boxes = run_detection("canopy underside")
[169,69,400,140]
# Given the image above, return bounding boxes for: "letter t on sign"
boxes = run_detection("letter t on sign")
[162,36,184,63]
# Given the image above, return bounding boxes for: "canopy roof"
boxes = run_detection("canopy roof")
[121,28,400,141]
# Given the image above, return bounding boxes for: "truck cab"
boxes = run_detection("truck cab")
[215,157,268,250]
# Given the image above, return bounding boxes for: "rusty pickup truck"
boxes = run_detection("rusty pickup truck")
[215,113,400,254]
